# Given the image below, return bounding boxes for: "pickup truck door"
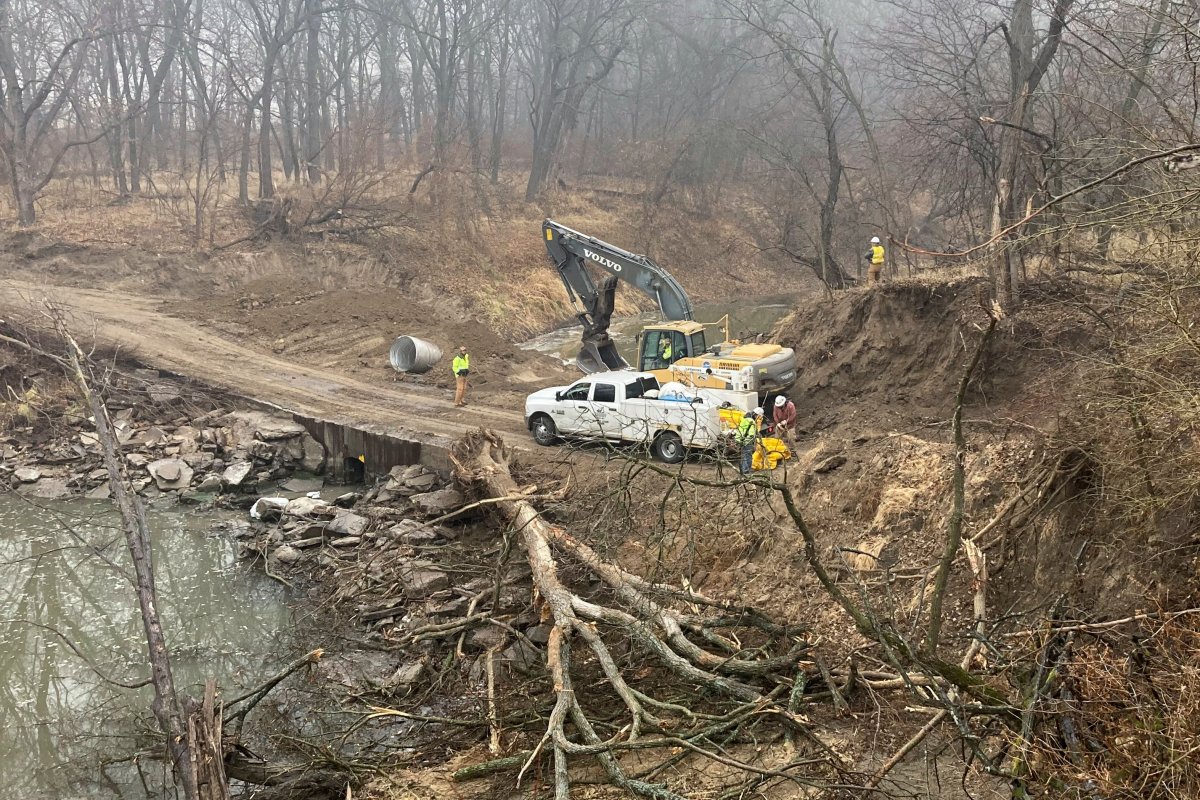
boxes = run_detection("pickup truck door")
[585,381,620,438]
[552,382,591,434]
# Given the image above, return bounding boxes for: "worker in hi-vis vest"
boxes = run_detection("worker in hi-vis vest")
[865,236,885,285]
[452,346,470,407]
[736,407,763,475]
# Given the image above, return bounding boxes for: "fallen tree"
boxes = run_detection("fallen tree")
[450,430,845,799]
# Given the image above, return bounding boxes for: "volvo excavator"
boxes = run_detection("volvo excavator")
[543,219,797,396]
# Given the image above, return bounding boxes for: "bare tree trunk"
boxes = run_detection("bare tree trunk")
[258,61,275,199]
[303,0,321,182]
[239,107,252,203]
[280,76,299,180]
[59,330,200,800]
[488,15,509,184]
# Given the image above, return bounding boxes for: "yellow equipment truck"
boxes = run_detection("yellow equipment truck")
[542,219,797,396]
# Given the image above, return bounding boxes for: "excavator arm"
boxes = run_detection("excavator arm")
[543,219,695,372]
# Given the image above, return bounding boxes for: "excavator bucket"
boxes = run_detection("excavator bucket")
[574,274,629,373]
[576,340,629,373]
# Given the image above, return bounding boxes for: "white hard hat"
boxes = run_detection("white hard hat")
[752,407,763,417]
[870,236,881,244]
[774,396,786,407]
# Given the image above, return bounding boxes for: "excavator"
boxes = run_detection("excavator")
[543,219,797,396]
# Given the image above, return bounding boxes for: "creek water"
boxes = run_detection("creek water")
[519,300,797,367]
[0,494,292,799]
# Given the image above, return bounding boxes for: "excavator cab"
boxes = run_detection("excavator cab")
[639,325,706,371]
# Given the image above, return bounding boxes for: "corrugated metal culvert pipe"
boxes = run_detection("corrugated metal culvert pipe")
[389,336,443,373]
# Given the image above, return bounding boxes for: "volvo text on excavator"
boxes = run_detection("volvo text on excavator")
[543,219,797,396]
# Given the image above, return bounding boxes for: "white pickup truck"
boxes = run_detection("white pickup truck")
[524,371,754,463]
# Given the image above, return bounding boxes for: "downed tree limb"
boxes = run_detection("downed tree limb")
[224,649,324,735]
[927,309,1000,653]
[450,430,832,799]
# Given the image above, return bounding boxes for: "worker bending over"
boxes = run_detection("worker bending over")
[772,395,797,444]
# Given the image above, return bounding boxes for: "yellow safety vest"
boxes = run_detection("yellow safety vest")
[662,342,672,360]
[871,244,885,265]
[452,353,469,374]
[736,416,758,444]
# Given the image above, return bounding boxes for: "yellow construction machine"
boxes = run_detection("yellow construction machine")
[542,220,797,396]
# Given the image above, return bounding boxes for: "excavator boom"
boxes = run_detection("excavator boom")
[544,219,694,372]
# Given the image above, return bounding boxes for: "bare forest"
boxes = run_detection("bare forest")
[1,0,1196,292]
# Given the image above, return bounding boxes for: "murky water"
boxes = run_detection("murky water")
[520,299,796,367]
[0,494,292,799]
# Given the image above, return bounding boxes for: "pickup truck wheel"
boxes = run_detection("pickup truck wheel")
[653,431,685,464]
[530,414,558,446]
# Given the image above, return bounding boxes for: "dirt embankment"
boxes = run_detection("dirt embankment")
[773,277,1095,434]
[764,278,1198,620]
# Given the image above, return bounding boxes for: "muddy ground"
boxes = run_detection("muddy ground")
[161,279,571,399]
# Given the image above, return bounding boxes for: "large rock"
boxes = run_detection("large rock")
[250,497,288,520]
[147,382,182,404]
[222,461,253,487]
[281,477,324,494]
[137,427,168,446]
[402,471,438,492]
[398,560,450,599]
[85,482,112,500]
[247,440,278,461]
[525,624,553,645]
[498,639,542,674]
[268,545,304,566]
[388,519,441,546]
[385,660,425,692]
[411,487,464,517]
[14,466,40,483]
[254,417,307,441]
[327,511,368,537]
[148,458,193,490]
[299,434,325,472]
[182,452,215,471]
[171,426,199,454]
[196,474,223,493]
[465,625,508,652]
[112,420,134,445]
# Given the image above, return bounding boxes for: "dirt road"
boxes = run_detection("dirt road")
[1,282,530,446]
